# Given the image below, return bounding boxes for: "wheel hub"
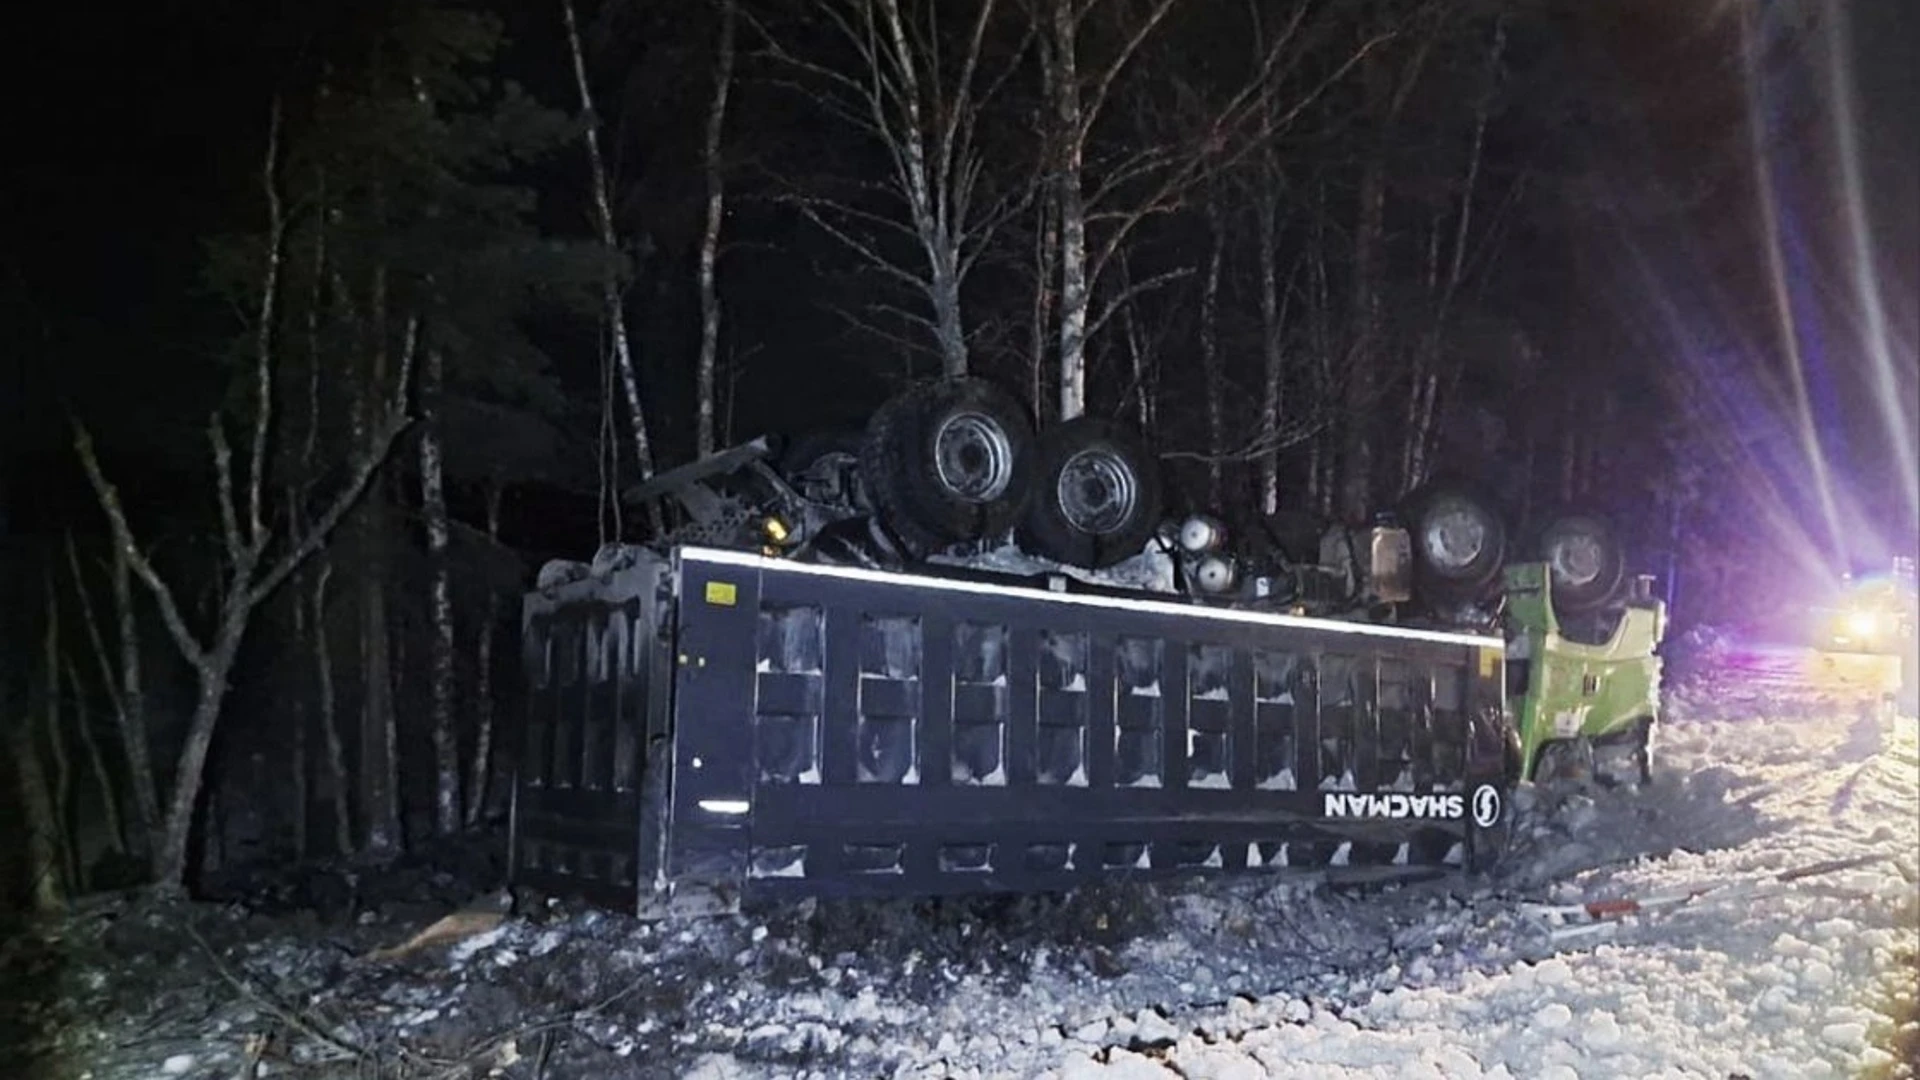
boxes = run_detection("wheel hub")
[932,412,1015,503]
[1549,533,1605,589]
[1055,448,1138,535]
[1423,501,1488,572]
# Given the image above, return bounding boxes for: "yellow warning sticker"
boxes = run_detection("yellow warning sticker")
[704,580,738,606]
[1478,647,1499,678]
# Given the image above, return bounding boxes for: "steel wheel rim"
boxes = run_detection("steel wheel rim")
[1548,532,1605,590]
[1055,448,1138,536]
[1423,500,1489,574]
[932,412,1016,503]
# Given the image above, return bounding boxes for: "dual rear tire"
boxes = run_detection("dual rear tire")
[854,379,1162,569]
[1399,479,1630,617]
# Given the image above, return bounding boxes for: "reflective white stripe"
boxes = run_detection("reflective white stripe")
[679,547,1501,650]
[697,798,751,815]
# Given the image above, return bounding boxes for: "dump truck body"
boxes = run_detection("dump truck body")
[512,546,1513,917]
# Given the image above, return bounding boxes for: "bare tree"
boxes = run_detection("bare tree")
[755,0,1027,375]
[464,484,504,829]
[1113,250,1179,432]
[313,563,352,854]
[419,347,460,836]
[1034,0,1169,420]
[562,0,664,528]
[293,171,354,858]
[1036,0,1383,421]
[106,538,157,855]
[1246,1,1304,515]
[1250,180,1306,515]
[1199,197,1226,505]
[65,534,158,858]
[73,106,415,893]
[696,0,738,456]
[1401,14,1509,493]
[1338,5,1444,522]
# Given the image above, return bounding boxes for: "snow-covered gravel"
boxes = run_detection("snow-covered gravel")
[686,685,1918,1080]
[5,660,1915,1080]
[1032,701,1917,1080]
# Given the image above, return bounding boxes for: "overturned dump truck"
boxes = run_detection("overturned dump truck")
[511,377,1645,917]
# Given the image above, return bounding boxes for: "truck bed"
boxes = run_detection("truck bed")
[512,546,1514,917]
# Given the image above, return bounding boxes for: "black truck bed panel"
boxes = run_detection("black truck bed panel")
[514,547,1509,916]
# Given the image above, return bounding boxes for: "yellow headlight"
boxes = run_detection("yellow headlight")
[762,516,791,544]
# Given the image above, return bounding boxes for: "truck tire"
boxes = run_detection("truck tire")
[860,378,1035,554]
[1015,417,1163,569]
[1400,477,1508,603]
[1535,511,1625,616]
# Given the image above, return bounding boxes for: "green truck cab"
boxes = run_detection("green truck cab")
[1502,561,1667,786]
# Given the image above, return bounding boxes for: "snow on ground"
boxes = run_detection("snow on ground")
[1049,695,1919,1080]
[3,658,1915,1079]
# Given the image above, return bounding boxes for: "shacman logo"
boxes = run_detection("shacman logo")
[1472,784,1502,828]
[1321,792,1464,820]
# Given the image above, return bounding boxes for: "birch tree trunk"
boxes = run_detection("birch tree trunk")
[419,348,460,836]
[465,485,503,828]
[289,589,310,861]
[1044,0,1091,421]
[1200,200,1226,506]
[1306,186,1334,519]
[1340,22,1436,521]
[357,256,403,858]
[1342,139,1386,522]
[695,0,736,455]
[562,0,662,531]
[360,530,401,855]
[759,0,1010,377]
[314,563,353,855]
[1404,18,1503,494]
[1119,260,1154,433]
[1255,182,1286,515]
[1030,186,1059,422]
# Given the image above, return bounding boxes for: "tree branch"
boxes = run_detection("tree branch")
[247,97,285,549]
[63,532,127,723]
[210,417,246,571]
[73,425,208,669]
[1086,265,1193,340]
[791,200,932,292]
[1080,0,1182,138]
[251,316,419,608]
